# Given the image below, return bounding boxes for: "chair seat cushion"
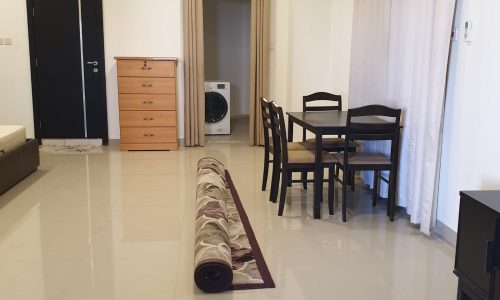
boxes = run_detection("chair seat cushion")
[335,152,391,166]
[288,150,337,164]
[305,137,356,150]
[269,139,314,153]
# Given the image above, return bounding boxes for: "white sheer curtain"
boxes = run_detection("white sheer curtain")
[349,0,456,234]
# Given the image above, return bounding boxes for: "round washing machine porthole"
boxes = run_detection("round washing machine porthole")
[205,92,228,123]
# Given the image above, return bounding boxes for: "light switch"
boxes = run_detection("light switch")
[464,20,472,43]
[4,38,12,45]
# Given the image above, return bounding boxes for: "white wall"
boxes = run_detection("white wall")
[1,0,352,142]
[0,0,35,138]
[102,0,184,139]
[269,0,353,141]
[437,0,500,232]
[204,0,251,117]
[0,0,184,140]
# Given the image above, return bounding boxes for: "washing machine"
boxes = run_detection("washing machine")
[205,81,230,135]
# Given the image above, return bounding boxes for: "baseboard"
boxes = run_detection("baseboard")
[42,138,102,146]
[434,220,457,246]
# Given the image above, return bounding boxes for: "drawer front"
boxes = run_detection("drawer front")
[120,111,176,127]
[117,60,175,77]
[121,127,177,144]
[119,94,176,111]
[118,77,175,94]
[121,143,178,151]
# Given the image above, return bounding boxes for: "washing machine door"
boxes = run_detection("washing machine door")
[205,92,228,123]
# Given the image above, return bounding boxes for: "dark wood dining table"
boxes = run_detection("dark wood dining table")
[287,111,395,219]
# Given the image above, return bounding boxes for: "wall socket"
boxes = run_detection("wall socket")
[0,38,13,46]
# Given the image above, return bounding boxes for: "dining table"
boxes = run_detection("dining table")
[286,111,397,219]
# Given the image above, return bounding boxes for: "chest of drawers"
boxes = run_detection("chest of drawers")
[455,191,500,299]
[115,57,178,151]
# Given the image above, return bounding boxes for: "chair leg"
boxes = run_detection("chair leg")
[372,171,379,207]
[350,171,355,191]
[342,169,348,222]
[318,169,324,203]
[262,151,270,191]
[328,167,335,215]
[287,171,292,187]
[350,147,357,192]
[301,172,308,190]
[388,169,396,222]
[278,170,289,216]
[269,160,280,203]
[335,166,340,208]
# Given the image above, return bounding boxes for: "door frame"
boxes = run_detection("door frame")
[26,0,41,142]
[25,0,109,143]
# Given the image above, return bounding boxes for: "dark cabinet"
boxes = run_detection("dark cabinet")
[455,191,500,300]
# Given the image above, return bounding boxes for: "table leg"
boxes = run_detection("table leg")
[288,118,294,142]
[314,133,323,219]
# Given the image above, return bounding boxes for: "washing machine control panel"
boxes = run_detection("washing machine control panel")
[205,82,228,91]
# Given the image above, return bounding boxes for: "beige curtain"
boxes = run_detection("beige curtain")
[183,0,205,147]
[249,0,270,146]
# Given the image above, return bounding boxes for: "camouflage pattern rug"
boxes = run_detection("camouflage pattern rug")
[194,158,275,293]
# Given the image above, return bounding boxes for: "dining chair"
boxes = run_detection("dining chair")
[302,92,357,153]
[269,101,337,216]
[260,97,274,192]
[260,98,313,202]
[334,104,401,222]
[301,92,357,190]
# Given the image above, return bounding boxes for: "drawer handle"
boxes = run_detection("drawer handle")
[142,83,153,88]
[143,133,155,137]
[141,66,152,70]
[143,100,154,104]
[143,117,155,121]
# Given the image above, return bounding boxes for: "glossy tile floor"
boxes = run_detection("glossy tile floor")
[0,138,457,299]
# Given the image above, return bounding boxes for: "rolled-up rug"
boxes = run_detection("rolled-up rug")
[194,158,233,293]
[194,158,275,293]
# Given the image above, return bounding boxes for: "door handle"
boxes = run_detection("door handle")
[142,84,153,88]
[143,117,154,121]
[143,100,154,104]
[86,61,98,66]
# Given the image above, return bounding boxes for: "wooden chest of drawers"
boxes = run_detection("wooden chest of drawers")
[455,191,500,299]
[115,57,178,151]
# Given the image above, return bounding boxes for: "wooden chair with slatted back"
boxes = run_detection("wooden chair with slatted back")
[260,98,313,202]
[302,92,357,152]
[269,101,338,216]
[334,104,401,222]
[301,92,357,190]
[260,97,274,193]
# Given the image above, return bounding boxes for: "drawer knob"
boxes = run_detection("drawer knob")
[143,117,154,121]
[143,133,155,137]
[141,66,152,70]
[143,100,154,104]
[142,83,153,88]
